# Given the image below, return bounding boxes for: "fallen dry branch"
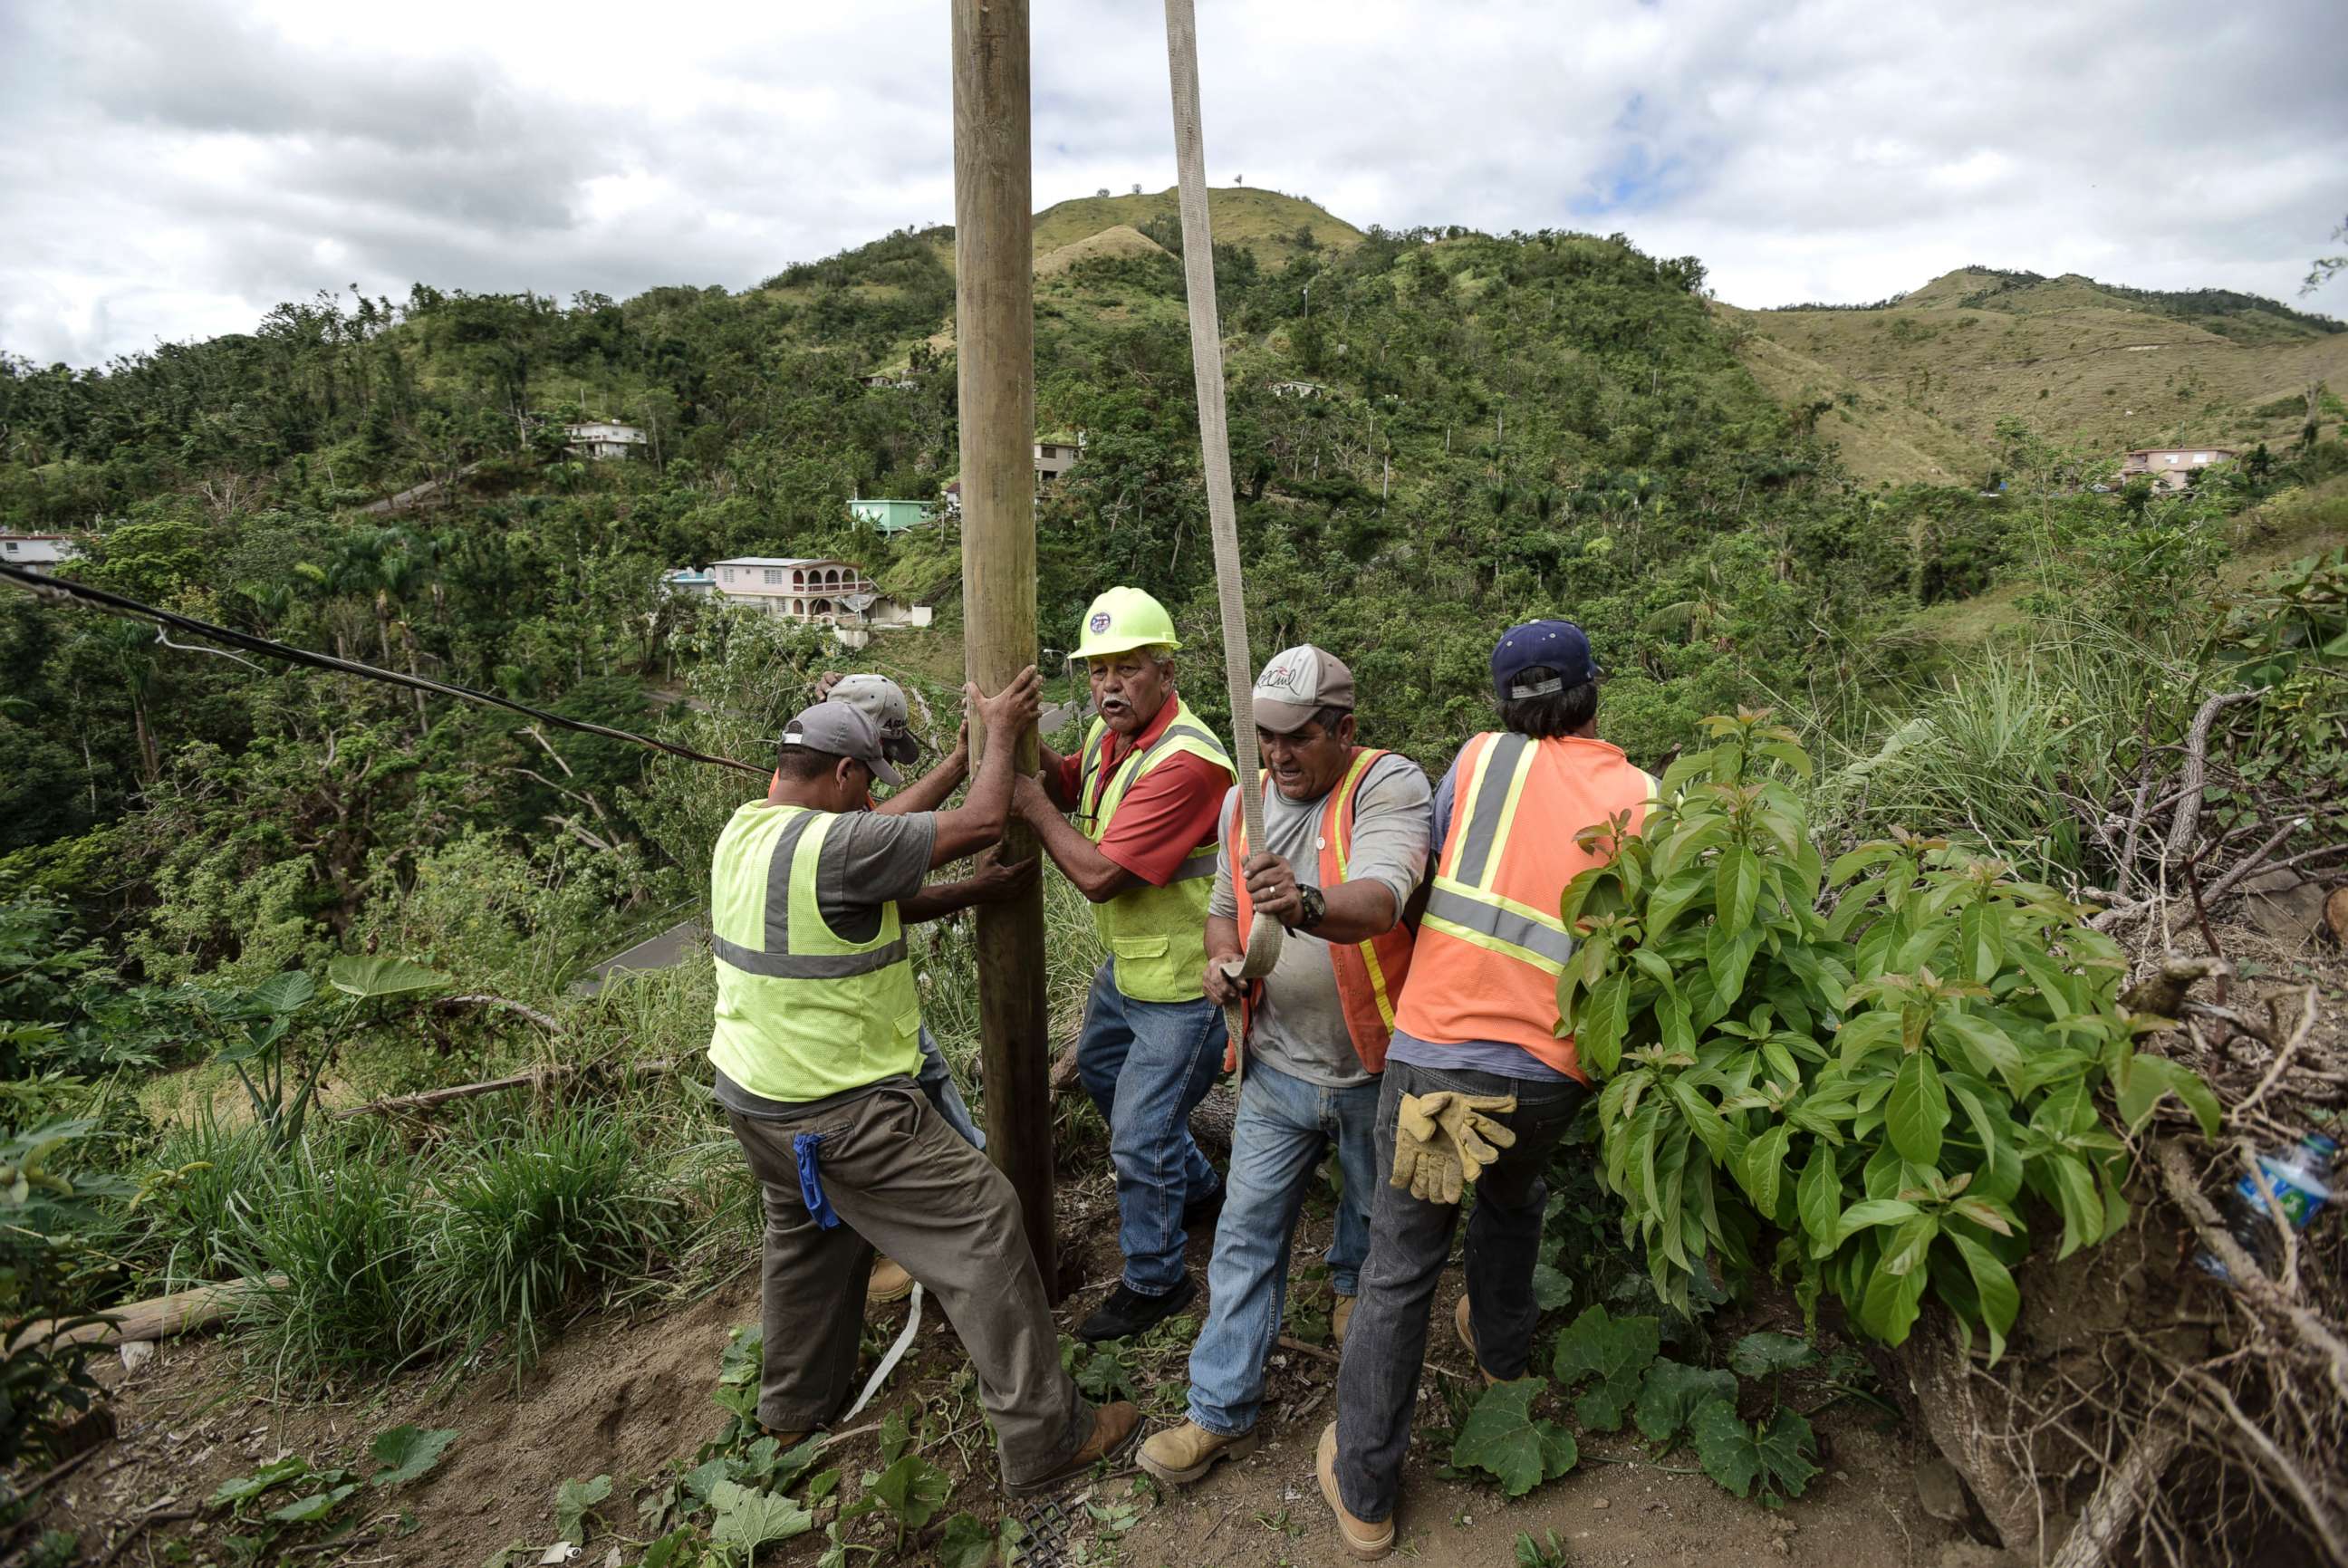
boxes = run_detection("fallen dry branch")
[2162,689,2264,866]
[334,1057,677,1121]
[2046,1412,2187,1568]
[10,1275,285,1354]
[2154,1140,2348,1408]
[2178,1362,2348,1566]
[2121,956,2233,1021]
[2235,985,2322,1123]
[432,992,568,1035]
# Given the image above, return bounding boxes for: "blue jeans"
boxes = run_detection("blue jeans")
[916,1024,985,1150]
[1186,1058,1381,1437]
[1075,960,1227,1295]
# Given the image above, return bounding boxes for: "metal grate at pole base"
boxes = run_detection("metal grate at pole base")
[1005,1487,1087,1567]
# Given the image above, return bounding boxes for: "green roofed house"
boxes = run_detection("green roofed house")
[849,497,931,534]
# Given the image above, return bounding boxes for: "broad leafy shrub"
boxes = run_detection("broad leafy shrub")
[1559,709,2216,1359]
[1,1121,130,1468]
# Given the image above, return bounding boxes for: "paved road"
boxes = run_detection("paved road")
[358,461,483,515]
[573,918,705,996]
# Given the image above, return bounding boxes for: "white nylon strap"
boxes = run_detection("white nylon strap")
[844,1283,922,1420]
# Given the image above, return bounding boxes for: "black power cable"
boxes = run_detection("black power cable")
[0,561,771,778]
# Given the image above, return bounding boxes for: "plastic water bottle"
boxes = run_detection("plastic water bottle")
[2196,1133,2336,1281]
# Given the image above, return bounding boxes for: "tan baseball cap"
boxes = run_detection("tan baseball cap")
[829,673,920,765]
[780,701,904,785]
[1251,644,1355,734]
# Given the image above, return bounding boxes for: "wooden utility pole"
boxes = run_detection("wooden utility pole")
[952,0,1055,1293]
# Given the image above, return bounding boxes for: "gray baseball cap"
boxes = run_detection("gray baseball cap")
[781,700,904,785]
[1251,644,1356,735]
[829,673,920,765]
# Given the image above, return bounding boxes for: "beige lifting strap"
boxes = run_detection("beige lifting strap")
[1162,0,1280,1080]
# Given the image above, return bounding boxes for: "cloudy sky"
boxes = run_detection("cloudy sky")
[4,0,2343,366]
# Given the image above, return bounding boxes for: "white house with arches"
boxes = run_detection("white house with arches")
[702,556,933,644]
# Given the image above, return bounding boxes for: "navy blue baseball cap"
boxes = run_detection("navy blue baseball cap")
[1491,620,1600,701]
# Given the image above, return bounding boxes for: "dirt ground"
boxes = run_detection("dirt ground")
[36,1153,1997,1568]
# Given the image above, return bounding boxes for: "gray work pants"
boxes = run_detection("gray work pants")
[1333,1057,1588,1523]
[723,1079,1084,1486]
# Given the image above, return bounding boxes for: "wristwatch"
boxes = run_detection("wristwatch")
[1294,883,1328,931]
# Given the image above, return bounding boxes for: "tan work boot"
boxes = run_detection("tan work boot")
[1315,1420,1395,1560]
[1007,1400,1140,1495]
[867,1255,914,1303]
[1332,1293,1357,1347]
[1137,1419,1260,1486]
[1453,1294,1499,1386]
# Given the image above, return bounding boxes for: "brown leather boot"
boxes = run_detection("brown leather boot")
[1332,1293,1357,1347]
[1315,1420,1395,1560]
[1453,1294,1500,1387]
[1006,1400,1140,1495]
[866,1256,914,1303]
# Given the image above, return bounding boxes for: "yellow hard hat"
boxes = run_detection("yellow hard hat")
[1073,586,1181,661]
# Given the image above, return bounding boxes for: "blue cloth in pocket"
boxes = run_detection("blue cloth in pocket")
[793,1132,840,1228]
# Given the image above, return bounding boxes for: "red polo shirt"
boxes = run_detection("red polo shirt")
[1055,698,1232,888]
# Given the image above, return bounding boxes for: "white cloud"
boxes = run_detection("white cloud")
[2,0,2343,366]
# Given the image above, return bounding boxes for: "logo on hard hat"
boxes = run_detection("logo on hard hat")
[1089,612,1111,633]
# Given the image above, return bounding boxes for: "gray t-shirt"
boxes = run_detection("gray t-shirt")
[712,805,938,1118]
[1208,753,1432,1087]
[813,809,938,942]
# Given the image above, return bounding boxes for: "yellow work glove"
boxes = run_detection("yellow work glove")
[1389,1091,1518,1205]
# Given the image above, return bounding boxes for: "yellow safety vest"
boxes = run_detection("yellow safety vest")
[1076,697,1234,1003]
[706,801,924,1102]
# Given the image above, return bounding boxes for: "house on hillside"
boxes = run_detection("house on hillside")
[2119,447,2236,492]
[564,420,649,460]
[704,556,934,646]
[659,567,715,598]
[1034,436,1083,485]
[1269,380,1326,399]
[861,369,919,390]
[849,498,931,535]
[0,533,82,569]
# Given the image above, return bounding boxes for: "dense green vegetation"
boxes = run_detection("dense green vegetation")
[4,199,2344,1562]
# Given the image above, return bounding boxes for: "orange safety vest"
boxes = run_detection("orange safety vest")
[1224,747,1418,1074]
[1393,732,1657,1082]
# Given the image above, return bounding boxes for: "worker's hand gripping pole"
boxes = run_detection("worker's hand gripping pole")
[1162,0,1278,1083]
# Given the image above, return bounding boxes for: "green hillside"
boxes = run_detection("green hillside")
[1029,185,1362,265]
[1728,266,2348,482]
[5,189,2346,1568]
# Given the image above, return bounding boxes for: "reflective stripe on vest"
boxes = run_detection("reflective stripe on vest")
[1227,747,1417,1071]
[1393,732,1657,1081]
[1077,697,1234,1003]
[706,801,923,1102]
[1421,733,1574,976]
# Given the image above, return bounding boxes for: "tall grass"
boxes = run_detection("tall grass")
[1807,619,2199,880]
[419,1104,678,1368]
[229,1136,441,1381]
[138,1111,285,1291]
